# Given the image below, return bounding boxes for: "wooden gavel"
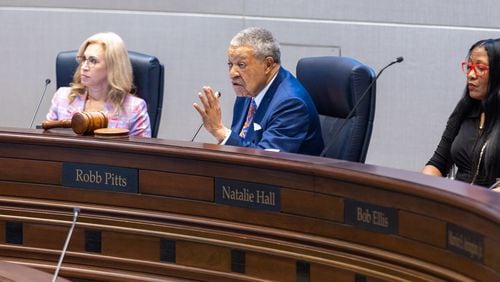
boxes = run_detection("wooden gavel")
[42,111,108,135]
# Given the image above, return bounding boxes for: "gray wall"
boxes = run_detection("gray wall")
[1,0,499,172]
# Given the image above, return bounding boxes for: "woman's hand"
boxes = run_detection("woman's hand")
[422,165,443,177]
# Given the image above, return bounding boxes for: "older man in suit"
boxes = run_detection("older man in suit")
[194,27,323,155]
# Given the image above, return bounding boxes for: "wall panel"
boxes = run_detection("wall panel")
[0,1,499,171]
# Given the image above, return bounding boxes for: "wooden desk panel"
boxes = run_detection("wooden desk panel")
[0,127,497,281]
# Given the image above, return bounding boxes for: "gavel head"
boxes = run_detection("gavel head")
[71,111,108,135]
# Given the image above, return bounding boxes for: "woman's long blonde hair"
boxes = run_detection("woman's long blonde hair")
[68,32,134,113]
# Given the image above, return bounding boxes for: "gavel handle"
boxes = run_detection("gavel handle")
[41,119,72,130]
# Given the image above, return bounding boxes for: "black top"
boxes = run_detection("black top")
[427,106,491,187]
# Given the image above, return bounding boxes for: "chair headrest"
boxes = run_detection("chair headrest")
[56,50,163,99]
[296,56,374,118]
[56,51,79,90]
[127,50,163,108]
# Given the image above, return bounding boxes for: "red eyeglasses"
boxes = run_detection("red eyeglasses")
[461,61,489,77]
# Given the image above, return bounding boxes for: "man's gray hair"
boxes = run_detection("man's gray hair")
[230,27,281,64]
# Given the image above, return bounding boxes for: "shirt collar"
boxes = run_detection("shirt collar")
[253,71,278,107]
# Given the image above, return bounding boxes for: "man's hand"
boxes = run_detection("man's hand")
[193,86,228,143]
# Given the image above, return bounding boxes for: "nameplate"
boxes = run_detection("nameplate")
[344,199,398,234]
[214,178,280,212]
[62,162,138,193]
[447,223,484,262]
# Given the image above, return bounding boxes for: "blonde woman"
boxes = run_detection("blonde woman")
[46,32,151,137]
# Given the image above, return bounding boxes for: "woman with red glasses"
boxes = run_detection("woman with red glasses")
[423,38,500,191]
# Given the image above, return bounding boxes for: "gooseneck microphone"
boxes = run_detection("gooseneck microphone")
[320,57,404,157]
[52,207,80,282]
[30,78,51,128]
[191,91,221,142]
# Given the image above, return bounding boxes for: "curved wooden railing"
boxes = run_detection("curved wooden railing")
[0,127,498,281]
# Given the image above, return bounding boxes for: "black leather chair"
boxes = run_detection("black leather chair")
[296,56,376,163]
[56,50,165,138]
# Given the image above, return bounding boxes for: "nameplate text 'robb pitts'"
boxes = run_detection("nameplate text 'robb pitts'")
[62,162,138,193]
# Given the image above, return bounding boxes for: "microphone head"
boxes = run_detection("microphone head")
[45,78,51,85]
[396,56,404,63]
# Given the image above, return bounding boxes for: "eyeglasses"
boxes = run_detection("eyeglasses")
[76,55,99,68]
[461,61,489,77]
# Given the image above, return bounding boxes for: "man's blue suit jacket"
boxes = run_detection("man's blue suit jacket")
[226,67,324,156]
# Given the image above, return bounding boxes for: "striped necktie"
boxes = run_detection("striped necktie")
[239,98,257,138]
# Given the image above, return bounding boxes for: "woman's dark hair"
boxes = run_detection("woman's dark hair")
[447,38,500,184]
[483,39,500,183]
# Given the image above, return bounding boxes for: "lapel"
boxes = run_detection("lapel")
[244,67,286,140]
[233,67,286,140]
[253,67,285,125]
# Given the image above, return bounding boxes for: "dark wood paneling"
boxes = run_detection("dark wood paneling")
[485,237,500,273]
[282,188,343,222]
[102,231,160,261]
[399,210,446,248]
[0,158,60,184]
[24,223,67,250]
[245,251,296,281]
[177,241,231,272]
[0,127,496,281]
[140,170,214,201]
[311,264,354,282]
